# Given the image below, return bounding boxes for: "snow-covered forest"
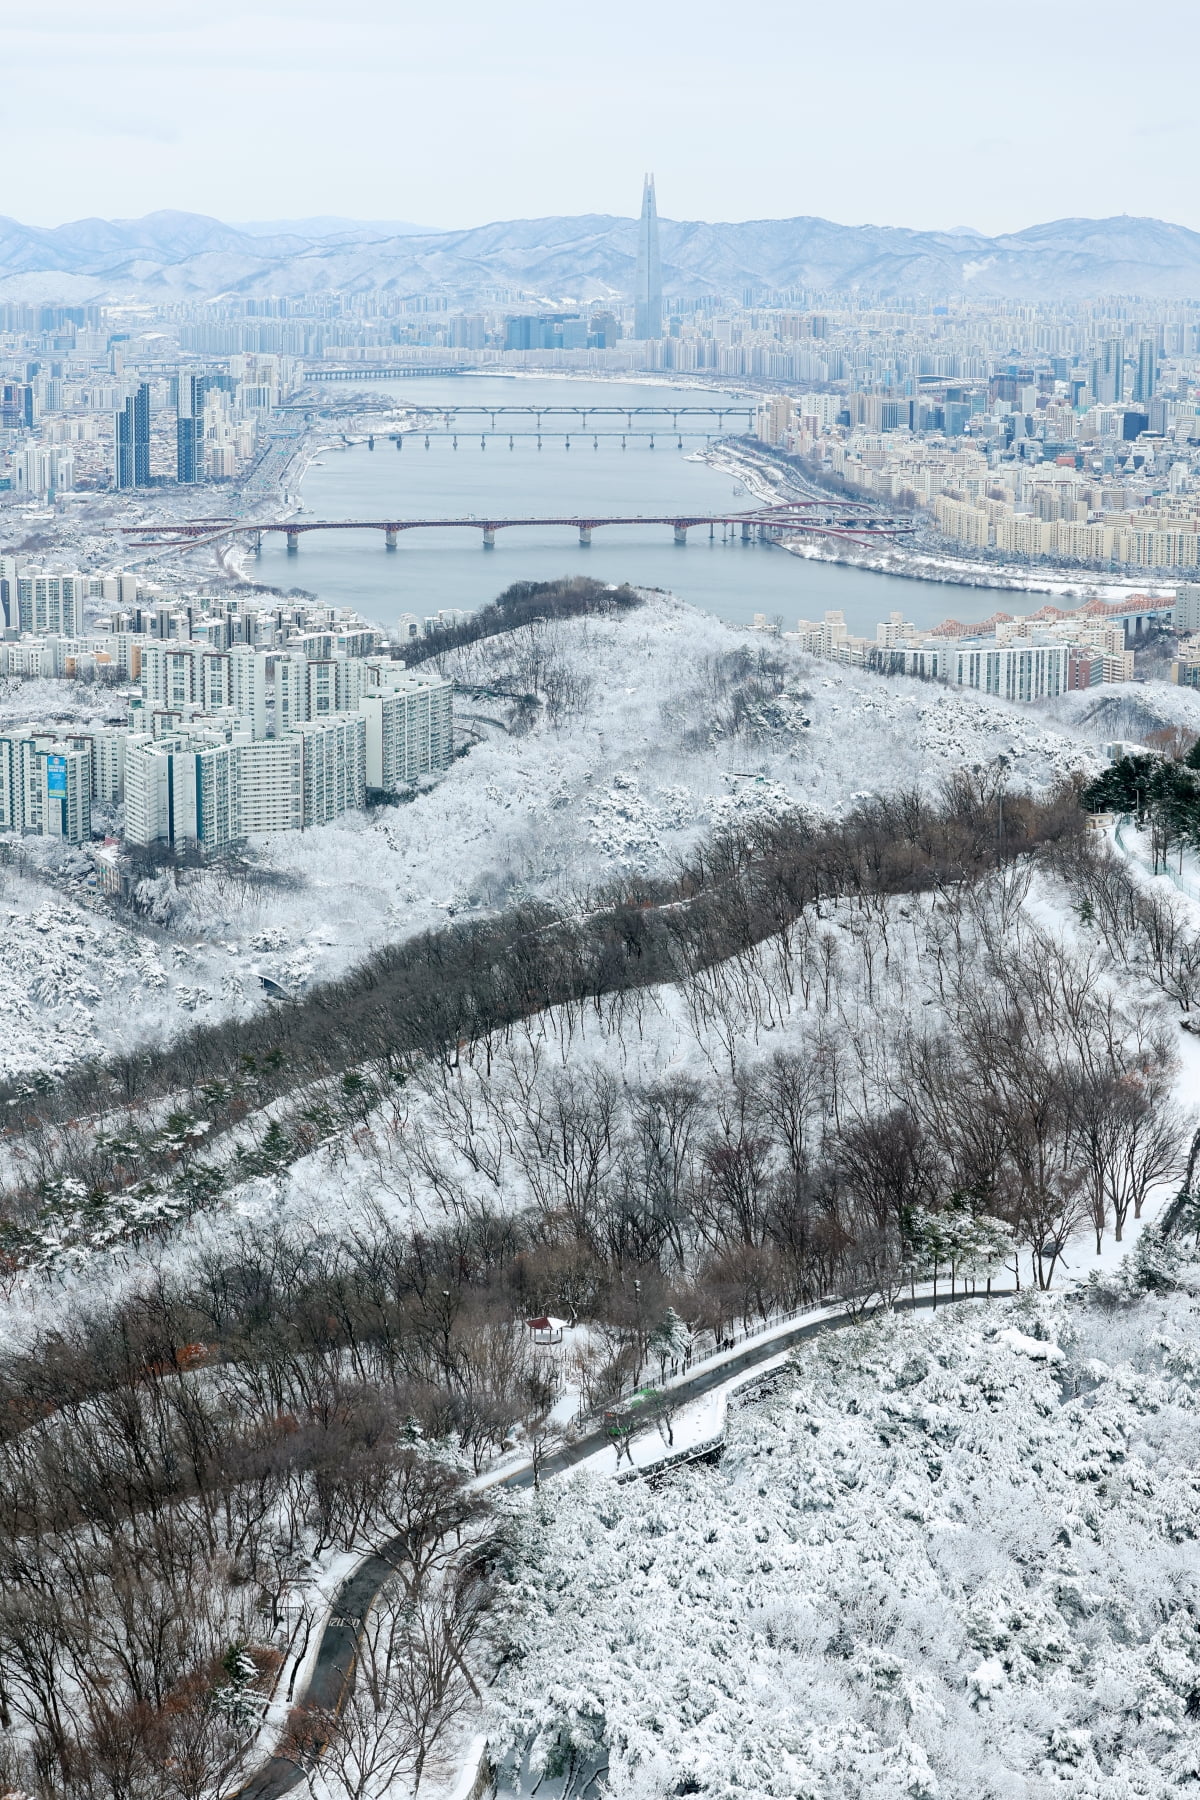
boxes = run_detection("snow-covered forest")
[1,587,1199,1799]
[10,590,1200,1089]
[492,1259,1200,1800]
[0,592,1104,1081]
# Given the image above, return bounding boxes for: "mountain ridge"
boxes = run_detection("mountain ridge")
[4,208,1200,301]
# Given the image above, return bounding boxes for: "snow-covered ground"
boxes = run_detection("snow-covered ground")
[0,594,1104,1083]
[1044,676,1200,749]
[490,1274,1200,1799]
[176,594,1098,942]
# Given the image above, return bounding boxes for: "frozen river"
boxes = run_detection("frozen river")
[253,373,979,637]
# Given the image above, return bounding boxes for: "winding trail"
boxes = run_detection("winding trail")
[232,1286,1012,1798]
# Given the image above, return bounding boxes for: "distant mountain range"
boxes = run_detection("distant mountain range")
[231,217,437,240]
[4,208,1200,303]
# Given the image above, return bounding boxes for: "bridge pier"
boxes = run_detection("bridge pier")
[579,525,592,546]
[286,529,300,554]
[741,523,753,542]
[385,527,398,551]
[482,526,496,548]
[251,531,262,554]
[673,524,688,545]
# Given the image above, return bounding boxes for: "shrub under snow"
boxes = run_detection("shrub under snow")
[492,1284,1200,1798]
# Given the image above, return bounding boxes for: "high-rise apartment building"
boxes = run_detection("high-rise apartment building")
[116,382,151,488]
[633,174,663,341]
[9,445,74,499]
[1091,339,1124,406]
[1133,337,1158,404]
[176,376,203,483]
[140,641,268,737]
[14,574,85,637]
[292,715,366,826]
[0,383,34,429]
[0,735,90,844]
[359,670,454,792]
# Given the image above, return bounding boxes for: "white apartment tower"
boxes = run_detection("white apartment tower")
[359,670,453,792]
[0,735,90,844]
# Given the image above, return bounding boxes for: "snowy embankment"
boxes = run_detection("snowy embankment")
[491,1277,1200,1799]
[1045,676,1200,749]
[0,594,1099,1081]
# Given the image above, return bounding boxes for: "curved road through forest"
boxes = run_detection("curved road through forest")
[233,1286,1013,1799]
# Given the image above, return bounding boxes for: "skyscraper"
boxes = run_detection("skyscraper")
[176,374,208,483]
[1091,338,1124,407]
[1133,336,1158,405]
[115,398,133,489]
[633,173,662,341]
[133,381,151,486]
[116,382,152,488]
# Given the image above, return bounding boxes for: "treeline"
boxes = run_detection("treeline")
[0,777,1085,1251]
[1082,741,1200,872]
[397,574,642,667]
[0,1260,498,1797]
[0,779,1194,1794]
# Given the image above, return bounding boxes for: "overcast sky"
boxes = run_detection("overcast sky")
[4,0,1198,235]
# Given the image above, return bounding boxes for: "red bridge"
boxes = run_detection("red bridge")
[123,502,912,554]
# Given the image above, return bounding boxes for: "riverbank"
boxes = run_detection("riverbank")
[706,439,1177,611]
[227,372,1131,638]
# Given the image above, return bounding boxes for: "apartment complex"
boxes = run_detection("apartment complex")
[124,658,450,849]
[0,734,91,843]
[124,720,355,849]
[0,578,455,850]
[791,597,1153,700]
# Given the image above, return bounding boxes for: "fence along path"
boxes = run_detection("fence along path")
[232,1285,1012,1798]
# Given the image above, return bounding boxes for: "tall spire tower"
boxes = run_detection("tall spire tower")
[633,173,663,341]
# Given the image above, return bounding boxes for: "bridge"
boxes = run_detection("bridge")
[283,402,758,444]
[122,501,911,555]
[403,404,755,426]
[386,405,757,446]
[301,365,467,381]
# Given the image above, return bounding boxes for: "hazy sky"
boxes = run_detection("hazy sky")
[5,0,1199,234]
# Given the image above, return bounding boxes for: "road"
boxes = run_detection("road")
[231,1285,1011,1798]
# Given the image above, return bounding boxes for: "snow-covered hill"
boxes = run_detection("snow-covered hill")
[1046,677,1200,749]
[172,594,1098,952]
[0,596,1103,1083]
[493,1276,1200,1798]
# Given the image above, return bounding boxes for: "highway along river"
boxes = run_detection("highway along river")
[253,373,971,635]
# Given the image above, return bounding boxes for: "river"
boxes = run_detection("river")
[252,374,975,637]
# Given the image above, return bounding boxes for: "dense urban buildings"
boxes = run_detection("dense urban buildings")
[10,279,1200,577]
[787,588,1179,697]
[0,564,454,847]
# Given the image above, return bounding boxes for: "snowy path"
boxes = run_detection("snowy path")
[230,1286,1013,1799]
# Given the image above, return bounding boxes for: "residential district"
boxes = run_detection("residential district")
[784,584,1200,700]
[0,558,453,855]
[9,277,1200,581]
[1,544,1198,866]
